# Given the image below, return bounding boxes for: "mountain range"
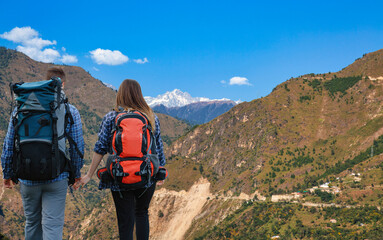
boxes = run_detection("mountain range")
[145,89,238,124]
[1,47,383,239]
[144,89,236,108]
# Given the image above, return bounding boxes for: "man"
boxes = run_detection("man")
[1,67,84,239]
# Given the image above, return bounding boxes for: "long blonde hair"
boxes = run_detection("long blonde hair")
[116,79,155,131]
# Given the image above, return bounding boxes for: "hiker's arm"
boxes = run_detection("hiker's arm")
[94,111,115,156]
[68,106,85,179]
[87,152,104,178]
[1,110,16,181]
[154,115,166,166]
[154,115,166,186]
[74,152,104,189]
[74,112,114,189]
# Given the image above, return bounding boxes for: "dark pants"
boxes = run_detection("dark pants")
[111,184,156,240]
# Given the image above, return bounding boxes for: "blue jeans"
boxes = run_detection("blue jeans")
[20,179,68,240]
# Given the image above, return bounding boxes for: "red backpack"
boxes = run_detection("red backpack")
[97,110,160,189]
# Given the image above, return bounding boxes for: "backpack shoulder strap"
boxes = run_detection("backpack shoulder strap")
[132,110,151,124]
[9,82,24,115]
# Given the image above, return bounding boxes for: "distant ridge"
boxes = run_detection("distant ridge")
[153,100,236,124]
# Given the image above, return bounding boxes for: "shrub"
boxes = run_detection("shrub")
[324,75,362,96]
[299,95,311,102]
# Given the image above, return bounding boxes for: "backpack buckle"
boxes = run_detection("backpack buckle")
[112,162,129,177]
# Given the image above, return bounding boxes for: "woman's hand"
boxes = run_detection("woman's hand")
[73,152,104,190]
[73,175,91,190]
[156,180,165,186]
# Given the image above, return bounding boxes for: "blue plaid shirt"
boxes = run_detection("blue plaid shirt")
[1,104,84,185]
[94,111,165,190]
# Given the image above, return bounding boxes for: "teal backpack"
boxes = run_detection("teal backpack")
[10,78,83,183]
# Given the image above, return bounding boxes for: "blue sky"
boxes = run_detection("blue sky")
[1,0,383,102]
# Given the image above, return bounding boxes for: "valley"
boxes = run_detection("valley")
[1,47,383,239]
[148,169,383,240]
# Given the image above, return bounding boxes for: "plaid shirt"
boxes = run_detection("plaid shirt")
[94,111,165,190]
[1,104,84,185]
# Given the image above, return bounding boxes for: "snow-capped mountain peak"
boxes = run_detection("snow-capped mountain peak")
[101,81,117,91]
[144,89,234,108]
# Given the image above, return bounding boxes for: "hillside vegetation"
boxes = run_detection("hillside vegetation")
[167,49,383,198]
[194,201,383,239]
[1,47,383,239]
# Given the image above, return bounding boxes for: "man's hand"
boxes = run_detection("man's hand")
[156,180,165,186]
[4,179,16,189]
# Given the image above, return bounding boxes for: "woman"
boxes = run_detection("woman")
[75,79,166,240]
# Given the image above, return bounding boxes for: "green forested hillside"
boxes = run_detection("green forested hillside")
[194,202,383,239]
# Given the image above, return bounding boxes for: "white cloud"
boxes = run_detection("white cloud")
[0,26,38,43]
[61,54,78,64]
[17,46,60,63]
[90,48,129,65]
[0,26,77,64]
[220,80,226,84]
[23,38,56,49]
[133,57,149,64]
[229,76,251,86]
[0,26,56,50]
[93,67,100,71]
